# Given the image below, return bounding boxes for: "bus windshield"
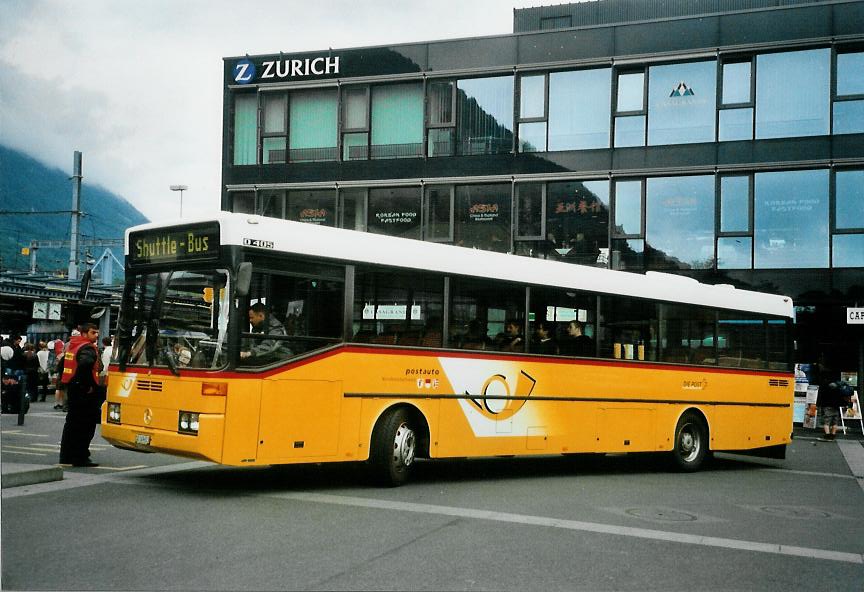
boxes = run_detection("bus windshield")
[118,269,231,371]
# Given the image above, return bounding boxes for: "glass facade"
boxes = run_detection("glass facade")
[546,181,609,266]
[754,169,829,269]
[289,90,338,162]
[755,49,830,139]
[454,184,512,252]
[457,76,514,155]
[648,61,716,145]
[231,47,861,162]
[646,175,715,269]
[548,68,611,150]
[371,83,423,159]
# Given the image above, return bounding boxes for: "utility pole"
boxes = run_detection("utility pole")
[68,151,83,280]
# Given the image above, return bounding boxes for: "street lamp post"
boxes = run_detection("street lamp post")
[169,184,188,217]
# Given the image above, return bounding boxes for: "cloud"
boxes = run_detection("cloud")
[0,0,541,222]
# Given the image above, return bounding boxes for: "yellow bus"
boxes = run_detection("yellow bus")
[103,213,794,485]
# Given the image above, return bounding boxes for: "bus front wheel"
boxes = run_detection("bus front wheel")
[371,408,417,487]
[670,411,708,472]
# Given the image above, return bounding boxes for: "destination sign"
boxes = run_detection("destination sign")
[129,223,220,265]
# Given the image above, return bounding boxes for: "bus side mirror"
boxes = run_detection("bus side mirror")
[236,263,253,297]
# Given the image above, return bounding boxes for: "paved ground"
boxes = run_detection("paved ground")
[2,401,863,591]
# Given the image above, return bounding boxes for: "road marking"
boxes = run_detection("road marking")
[1,449,46,456]
[760,467,858,480]
[1,430,23,435]
[3,445,50,453]
[837,440,864,494]
[5,432,51,438]
[92,465,149,471]
[269,491,864,565]
[1,461,210,499]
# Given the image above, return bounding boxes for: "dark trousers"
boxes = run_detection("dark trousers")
[59,385,100,464]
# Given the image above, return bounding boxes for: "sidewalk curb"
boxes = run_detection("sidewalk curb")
[1,464,64,489]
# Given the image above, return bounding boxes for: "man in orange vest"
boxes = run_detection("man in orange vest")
[58,323,104,467]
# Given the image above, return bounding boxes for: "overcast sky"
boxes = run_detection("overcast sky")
[1,0,544,222]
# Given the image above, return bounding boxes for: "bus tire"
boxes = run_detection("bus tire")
[371,407,417,487]
[670,411,708,472]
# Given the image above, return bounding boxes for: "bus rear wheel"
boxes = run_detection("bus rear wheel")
[670,411,708,472]
[371,408,417,487]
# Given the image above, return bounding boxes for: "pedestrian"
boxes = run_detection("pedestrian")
[36,341,50,401]
[100,336,113,386]
[814,357,853,442]
[53,331,77,411]
[22,343,40,403]
[58,324,104,467]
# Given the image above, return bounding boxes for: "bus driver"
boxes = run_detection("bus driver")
[240,303,291,362]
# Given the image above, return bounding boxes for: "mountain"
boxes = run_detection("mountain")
[0,145,148,275]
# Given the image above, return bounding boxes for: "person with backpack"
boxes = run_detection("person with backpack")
[814,356,854,441]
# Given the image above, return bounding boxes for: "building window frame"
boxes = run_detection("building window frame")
[423,184,455,243]
[613,68,647,148]
[717,56,756,142]
[260,91,288,165]
[514,182,546,241]
[715,173,754,270]
[831,167,864,268]
[517,72,549,153]
[610,178,645,270]
[832,45,864,136]
[426,78,457,157]
[341,85,371,161]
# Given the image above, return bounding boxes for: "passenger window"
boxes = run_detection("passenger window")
[352,268,443,348]
[240,269,344,366]
[450,278,525,352]
[598,296,658,361]
[717,312,765,369]
[530,287,597,357]
[766,318,789,371]
[661,305,716,365]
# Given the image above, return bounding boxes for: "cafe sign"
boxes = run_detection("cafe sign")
[848,307,864,325]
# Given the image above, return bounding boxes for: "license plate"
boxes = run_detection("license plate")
[135,434,151,446]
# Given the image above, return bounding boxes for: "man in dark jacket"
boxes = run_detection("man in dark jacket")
[815,359,853,442]
[59,324,104,467]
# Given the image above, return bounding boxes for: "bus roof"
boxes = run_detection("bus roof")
[127,213,794,319]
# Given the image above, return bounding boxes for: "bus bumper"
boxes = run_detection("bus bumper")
[101,414,225,463]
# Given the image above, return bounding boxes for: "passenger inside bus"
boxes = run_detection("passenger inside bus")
[461,319,491,350]
[493,319,523,352]
[558,320,593,357]
[532,320,557,355]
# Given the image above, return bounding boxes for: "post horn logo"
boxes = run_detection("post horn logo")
[467,370,536,421]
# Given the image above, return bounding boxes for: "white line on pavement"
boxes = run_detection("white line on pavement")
[837,440,864,495]
[267,491,864,565]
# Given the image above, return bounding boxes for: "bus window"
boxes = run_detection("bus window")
[598,296,658,361]
[450,278,525,352]
[766,318,789,371]
[121,270,230,371]
[352,268,443,347]
[660,304,717,365]
[240,270,344,366]
[717,313,765,369]
[529,287,597,357]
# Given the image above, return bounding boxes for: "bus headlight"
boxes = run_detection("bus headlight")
[107,403,121,424]
[178,411,200,435]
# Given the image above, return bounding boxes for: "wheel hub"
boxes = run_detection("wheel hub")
[393,422,416,468]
